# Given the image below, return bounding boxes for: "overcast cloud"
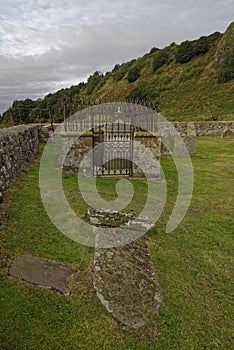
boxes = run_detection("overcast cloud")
[0,0,233,113]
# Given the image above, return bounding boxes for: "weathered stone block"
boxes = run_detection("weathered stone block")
[9,256,75,295]
[221,128,232,138]
[180,135,196,156]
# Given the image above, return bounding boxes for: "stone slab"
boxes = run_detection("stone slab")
[9,256,75,295]
[86,207,153,229]
[93,239,162,329]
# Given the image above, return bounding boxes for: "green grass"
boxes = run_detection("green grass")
[86,44,234,122]
[0,136,234,349]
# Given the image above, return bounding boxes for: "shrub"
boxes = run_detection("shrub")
[113,64,120,71]
[207,31,222,46]
[127,80,161,101]
[217,47,234,83]
[127,81,150,100]
[176,36,210,64]
[153,49,169,72]
[114,63,129,81]
[149,47,159,54]
[175,40,194,63]
[86,71,103,95]
[193,36,209,56]
[127,66,141,83]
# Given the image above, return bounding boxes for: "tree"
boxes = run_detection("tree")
[206,31,222,46]
[127,81,150,100]
[193,36,209,56]
[86,71,103,95]
[9,99,38,124]
[114,63,130,81]
[127,66,141,83]
[153,49,169,72]
[113,64,120,71]
[149,47,159,54]
[175,40,194,63]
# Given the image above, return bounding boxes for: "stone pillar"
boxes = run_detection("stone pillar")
[60,131,93,174]
[133,132,161,178]
[187,122,196,136]
[180,135,196,156]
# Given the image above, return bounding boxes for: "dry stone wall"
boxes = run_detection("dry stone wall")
[0,121,232,199]
[0,124,48,202]
[171,121,234,137]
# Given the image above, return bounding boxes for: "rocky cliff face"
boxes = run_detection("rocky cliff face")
[215,21,234,63]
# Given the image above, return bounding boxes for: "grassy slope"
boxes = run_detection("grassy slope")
[0,136,233,349]
[1,24,233,126]
[83,44,234,121]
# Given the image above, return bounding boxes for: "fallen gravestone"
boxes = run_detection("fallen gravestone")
[93,239,162,329]
[9,256,75,295]
[86,208,162,329]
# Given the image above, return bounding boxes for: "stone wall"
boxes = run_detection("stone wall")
[0,124,48,202]
[61,131,93,174]
[133,132,161,177]
[60,130,162,177]
[59,120,233,176]
[170,121,234,136]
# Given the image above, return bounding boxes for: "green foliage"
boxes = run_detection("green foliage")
[153,49,169,72]
[127,81,151,100]
[113,64,120,71]
[2,99,38,124]
[176,36,209,64]
[127,75,170,101]
[86,71,103,95]
[217,47,234,83]
[129,58,137,66]
[127,66,141,83]
[179,67,204,82]
[149,47,159,54]
[69,83,85,96]
[175,40,195,63]
[206,31,222,46]
[114,62,130,81]
[193,36,209,56]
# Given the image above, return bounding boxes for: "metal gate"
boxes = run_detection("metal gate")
[92,122,134,176]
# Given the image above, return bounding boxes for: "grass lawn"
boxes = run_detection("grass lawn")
[0,136,233,350]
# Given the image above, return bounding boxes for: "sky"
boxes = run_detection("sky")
[0,0,233,114]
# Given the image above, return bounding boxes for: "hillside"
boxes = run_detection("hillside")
[2,21,234,125]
